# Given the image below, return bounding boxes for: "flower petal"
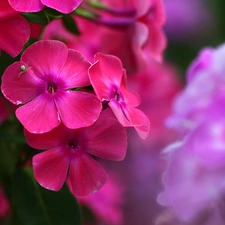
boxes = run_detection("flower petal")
[21,40,68,80]
[59,49,91,88]
[24,123,70,150]
[33,146,70,191]
[55,90,101,129]
[0,0,18,20]
[9,0,44,12]
[1,61,45,105]
[109,100,150,139]
[89,53,124,100]
[0,15,30,57]
[83,109,127,161]
[67,150,107,196]
[16,93,60,133]
[120,71,140,107]
[109,99,132,126]
[126,106,150,139]
[41,0,82,13]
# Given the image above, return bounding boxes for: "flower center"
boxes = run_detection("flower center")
[68,141,78,151]
[114,89,124,103]
[47,82,57,94]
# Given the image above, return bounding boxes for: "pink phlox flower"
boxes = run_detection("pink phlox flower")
[89,52,150,139]
[9,0,82,14]
[24,109,127,197]
[1,40,102,134]
[78,174,124,225]
[0,0,30,57]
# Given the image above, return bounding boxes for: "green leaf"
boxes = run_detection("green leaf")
[12,167,51,225]
[40,185,83,225]
[62,15,80,35]
[12,167,82,225]
[0,142,15,181]
[23,11,50,25]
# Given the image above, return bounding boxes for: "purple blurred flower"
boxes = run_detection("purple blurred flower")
[159,43,225,223]
[164,0,214,41]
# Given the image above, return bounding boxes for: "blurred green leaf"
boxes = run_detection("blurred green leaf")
[23,11,50,25]
[40,185,83,225]
[0,142,15,181]
[12,167,51,225]
[12,167,82,225]
[62,15,80,35]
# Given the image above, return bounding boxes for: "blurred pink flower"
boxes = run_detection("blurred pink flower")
[0,0,30,57]
[24,109,127,197]
[0,95,10,125]
[95,0,166,73]
[78,175,124,225]
[128,60,183,146]
[89,53,150,139]
[9,0,82,13]
[0,185,10,218]
[42,0,166,74]
[1,40,102,133]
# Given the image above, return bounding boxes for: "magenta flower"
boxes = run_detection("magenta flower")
[1,40,102,133]
[24,109,127,196]
[89,53,150,139]
[0,0,30,57]
[9,0,82,13]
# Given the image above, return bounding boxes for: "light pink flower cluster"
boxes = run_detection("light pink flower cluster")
[1,40,150,196]
[158,43,225,222]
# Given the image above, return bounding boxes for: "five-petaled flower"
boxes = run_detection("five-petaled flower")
[9,0,82,14]
[89,53,150,139]
[1,40,102,134]
[24,109,127,196]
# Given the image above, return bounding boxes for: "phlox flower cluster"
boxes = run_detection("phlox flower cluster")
[1,39,150,196]
[158,43,225,223]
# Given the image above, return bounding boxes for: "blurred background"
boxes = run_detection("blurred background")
[1,1,225,225]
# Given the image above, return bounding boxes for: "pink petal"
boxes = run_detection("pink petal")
[109,100,150,139]
[59,49,91,88]
[84,109,127,161]
[55,90,101,129]
[1,61,45,105]
[41,0,82,13]
[24,123,70,150]
[0,15,30,57]
[120,72,140,107]
[33,146,71,191]
[144,22,167,63]
[109,99,132,127]
[9,0,44,12]
[126,106,150,139]
[89,53,124,100]
[21,40,68,80]
[16,93,60,133]
[0,0,18,20]
[67,150,107,196]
